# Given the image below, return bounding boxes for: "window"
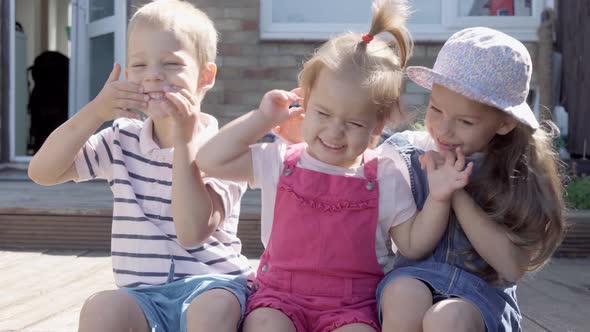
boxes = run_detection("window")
[260,0,544,41]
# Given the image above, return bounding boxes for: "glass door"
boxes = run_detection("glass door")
[69,0,126,117]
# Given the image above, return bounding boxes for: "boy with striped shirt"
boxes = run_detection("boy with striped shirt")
[28,1,252,331]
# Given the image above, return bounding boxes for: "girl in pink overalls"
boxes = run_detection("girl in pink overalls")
[197,1,473,331]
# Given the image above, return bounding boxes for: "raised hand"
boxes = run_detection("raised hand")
[272,111,305,144]
[258,89,304,126]
[157,86,202,144]
[421,147,473,202]
[91,63,148,122]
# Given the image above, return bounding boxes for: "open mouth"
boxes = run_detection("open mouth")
[319,137,345,151]
[147,92,165,100]
[436,138,460,151]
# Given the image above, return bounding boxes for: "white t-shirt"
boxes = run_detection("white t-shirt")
[249,142,417,272]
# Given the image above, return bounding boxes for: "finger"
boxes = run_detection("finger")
[107,63,121,83]
[114,108,142,120]
[442,150,456,167]
[454,147,466,171]
[177,88,198,106]
[115,99,148,111]
[422,153,436,172]
[290,87,303,97]
[166,86,197,106]
[272,125,282,135]
[165,92,192,117]
[112,81,146,95]
[288,106,305,118]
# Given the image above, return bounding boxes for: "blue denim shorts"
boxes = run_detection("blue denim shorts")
[376,262,521,332]
[122,274,250,332]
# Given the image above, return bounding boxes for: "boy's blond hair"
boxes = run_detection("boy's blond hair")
[299,0,413,124]
[127,0,217,67]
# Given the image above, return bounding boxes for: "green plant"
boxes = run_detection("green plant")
[565,175,590,209]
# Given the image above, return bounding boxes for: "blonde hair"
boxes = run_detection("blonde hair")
[298,0,413,124]
[127,0,217,67]
[466,122,567,283]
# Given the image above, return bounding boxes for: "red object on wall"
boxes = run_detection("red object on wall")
[488,0,514,16]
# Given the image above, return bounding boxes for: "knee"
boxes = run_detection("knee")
[422,303,478,332]
[79,290,140,331]
[380,278,431,330]
[187,289,241,322]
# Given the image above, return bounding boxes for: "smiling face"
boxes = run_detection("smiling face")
[301,69,383,168]
[425,84,517,155]
[125,23,210,118]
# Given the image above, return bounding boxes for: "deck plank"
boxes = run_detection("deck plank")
[0,252,114,331]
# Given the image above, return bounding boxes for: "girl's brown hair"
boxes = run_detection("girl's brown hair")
[298,0,413,124]
[466,122,567,283]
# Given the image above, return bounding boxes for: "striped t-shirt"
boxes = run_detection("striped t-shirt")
[74,115,254,288]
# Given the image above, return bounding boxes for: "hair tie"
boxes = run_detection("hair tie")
[362,33,374,44]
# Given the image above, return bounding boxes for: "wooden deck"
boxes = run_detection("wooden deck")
[0,250,588,332]
[1,168,590,331]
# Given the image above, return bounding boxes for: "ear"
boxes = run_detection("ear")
[198,62,217,93]
[496,115,518,135]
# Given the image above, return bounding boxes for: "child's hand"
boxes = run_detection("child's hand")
[421,147,473,202]
[258,89,304,126]
[161,86,202,144]
[272,111,305,144]
[91,63,148,122]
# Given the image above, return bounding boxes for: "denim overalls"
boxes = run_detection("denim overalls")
[376,133,522,332]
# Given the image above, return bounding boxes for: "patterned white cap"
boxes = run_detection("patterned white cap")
[407,27,539,130]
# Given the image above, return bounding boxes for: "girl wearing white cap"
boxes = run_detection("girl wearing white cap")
[276,25,566,332]
[375,27,567,332]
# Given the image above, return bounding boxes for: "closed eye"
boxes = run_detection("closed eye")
[459,119,474,126]
[317,110,329,117]
[348,122,364,128]
[430,106,442,113]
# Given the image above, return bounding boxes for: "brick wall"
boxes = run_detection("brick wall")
[129,0,538,127]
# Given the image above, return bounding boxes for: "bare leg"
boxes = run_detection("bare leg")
[332,323,377,332]
[186,288,241,332]
[422,298,485,332]
[242,307,297,332]
[78,290,149,332]
[380,277,433,332]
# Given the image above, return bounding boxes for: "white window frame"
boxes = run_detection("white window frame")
[69,0,126,117]
[260,0,546,42]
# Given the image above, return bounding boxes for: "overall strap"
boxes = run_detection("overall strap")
[362,149,379,184]
[282,143,306,174]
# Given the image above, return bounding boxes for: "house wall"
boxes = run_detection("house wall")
[128,0,539,128]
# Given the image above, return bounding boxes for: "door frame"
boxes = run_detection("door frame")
[69,0,127,117]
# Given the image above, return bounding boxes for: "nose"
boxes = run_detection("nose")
[326,120,346,138]
[436,118,453,137]
[144,65,164,82]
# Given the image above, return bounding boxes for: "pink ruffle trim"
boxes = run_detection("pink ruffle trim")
[278,184,376,212]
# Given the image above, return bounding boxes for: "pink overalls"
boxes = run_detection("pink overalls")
[245,143,384,332]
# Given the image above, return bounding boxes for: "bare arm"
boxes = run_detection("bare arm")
[197,89,302,183]
[172,132,225,247]
[149,83,227,247]
[28,64,147,185]
[391,149,473,259]
[452,189,531,282]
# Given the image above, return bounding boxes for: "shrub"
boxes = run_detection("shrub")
[565,176,590,209]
